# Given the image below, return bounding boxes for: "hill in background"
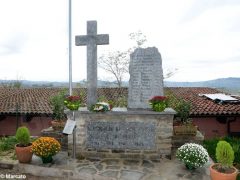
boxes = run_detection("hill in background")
[0,77,239,94]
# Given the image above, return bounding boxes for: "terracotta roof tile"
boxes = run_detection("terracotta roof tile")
[166,87,240,116]
[0,87,239,116]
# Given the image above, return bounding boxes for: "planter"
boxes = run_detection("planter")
[41,156,53,164]
[15,144,33,163]
[66,103,80,111]
[174,125,197,136]
[51,120,66,131]
[151,103,166,112]
[210,163,238,180]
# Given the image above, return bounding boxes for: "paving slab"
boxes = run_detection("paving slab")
[0,151,211,180]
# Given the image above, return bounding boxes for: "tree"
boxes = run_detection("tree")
[98,50,129,87]
[98,31,147,87]
[164,68,178,79]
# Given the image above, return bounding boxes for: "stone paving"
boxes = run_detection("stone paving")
[0,151,211,180]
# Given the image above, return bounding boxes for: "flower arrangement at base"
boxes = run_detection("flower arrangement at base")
[91,102,112,112]
[31,137,61,164]
[64,95,81,111]
[149,96,168,112]
[176,143,209,170]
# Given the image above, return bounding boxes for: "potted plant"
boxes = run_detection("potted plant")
[64,95,81,111]
[50,91,66,130]
[15,126,33,163]
[170,98,197,135]
[149,96,168,112]
[31,137,61,164]
[210,140,238,180]
[176,143,209,170]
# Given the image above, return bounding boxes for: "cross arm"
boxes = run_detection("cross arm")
[75,34,109,46]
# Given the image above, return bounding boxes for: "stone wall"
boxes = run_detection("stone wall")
[67,108,175,160]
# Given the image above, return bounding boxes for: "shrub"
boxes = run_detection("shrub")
[15,126,30,146]
[176,143,209,170]
[216,141,234,170]
[175,99,191,124]
[50,91,66,120]
[166,93,191,124]
[203,138,220,162]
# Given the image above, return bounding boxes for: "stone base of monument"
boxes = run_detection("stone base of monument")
[66,108,175,160]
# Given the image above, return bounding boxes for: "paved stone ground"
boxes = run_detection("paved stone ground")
[0,152,211,180]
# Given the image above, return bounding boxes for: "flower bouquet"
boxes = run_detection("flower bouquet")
[64,95,81,111]
[31,137,61,163]
[149,96,168,112]
[91,102,112,112]
[176,143,209,170]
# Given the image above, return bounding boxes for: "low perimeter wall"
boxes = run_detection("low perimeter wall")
[66,108,175,160]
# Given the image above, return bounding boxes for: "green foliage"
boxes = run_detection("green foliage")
[97,95,127,108]
[216,141,234,169]
[203,138,220,162]
[15,126,30,146]
[204,136,240,166]
[166,93,191,123]
[175,99,191,123]
[0,136,18,151]
[50,90,66,120]
[224,136,240,165]
[114,96,127,107]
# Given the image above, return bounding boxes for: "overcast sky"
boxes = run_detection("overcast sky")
[0,0,239,82]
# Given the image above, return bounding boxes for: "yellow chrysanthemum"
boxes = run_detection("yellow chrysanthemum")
[31,137,61,157]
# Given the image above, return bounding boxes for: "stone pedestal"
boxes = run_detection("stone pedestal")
[66,108,175,160]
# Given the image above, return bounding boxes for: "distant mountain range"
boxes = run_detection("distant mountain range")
[0,77,239,93]
[165,77,240,88]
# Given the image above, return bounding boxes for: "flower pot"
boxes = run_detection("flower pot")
[41,156,53,164]
[174,125,197,136]
[66,103,80,111]
[185,164,196,170]
[51,120,66,131]
[210,163,238,180]
[150,102,167,112]
[15,144,33,163]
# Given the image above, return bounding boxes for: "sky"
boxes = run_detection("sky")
[0,0,240,82]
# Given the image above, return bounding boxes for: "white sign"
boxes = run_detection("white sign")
[63,119,76,135]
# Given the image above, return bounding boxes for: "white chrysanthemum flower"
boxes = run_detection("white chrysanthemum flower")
[176,143,209,169]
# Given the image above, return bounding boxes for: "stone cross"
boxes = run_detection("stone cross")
[75,21,109,109]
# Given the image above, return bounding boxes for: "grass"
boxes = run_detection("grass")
[0,136,18,152]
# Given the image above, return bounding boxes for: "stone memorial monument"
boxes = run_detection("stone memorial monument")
[67,21,175,160]
[75,21,109,108]
[128,47,164,109]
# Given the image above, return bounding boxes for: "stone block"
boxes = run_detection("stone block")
[128,47,164,109]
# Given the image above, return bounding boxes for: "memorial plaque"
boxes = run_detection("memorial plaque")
[128,47,164,109]
[86,121,156,149]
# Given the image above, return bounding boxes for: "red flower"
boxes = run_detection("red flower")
[149,96,167,102]
[66,96,81,102]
